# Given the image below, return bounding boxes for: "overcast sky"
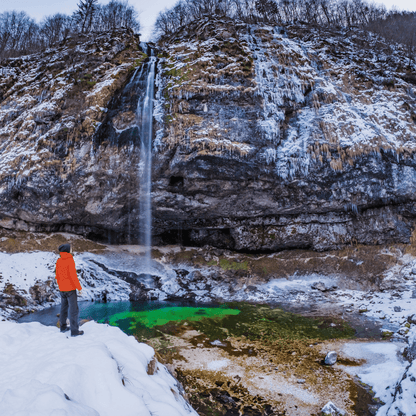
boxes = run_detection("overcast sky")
[0,0,415,41]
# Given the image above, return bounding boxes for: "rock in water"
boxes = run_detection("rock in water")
[324,351,338,365]
[321,401,346,416]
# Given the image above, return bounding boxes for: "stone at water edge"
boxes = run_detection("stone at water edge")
[312,282,327,291]
[211,340,227,347]
[311,282,337,292]
[324,351,338,365]
[321,401,346,416]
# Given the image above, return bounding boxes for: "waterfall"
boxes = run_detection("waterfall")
[137,49,156,272]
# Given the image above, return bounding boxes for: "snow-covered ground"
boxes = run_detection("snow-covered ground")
[337,327,416,415]
[0,320,197,416]
[340,341,408,414]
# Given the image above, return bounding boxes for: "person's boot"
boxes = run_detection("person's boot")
[71,330,84,337]
[60,326,70,333]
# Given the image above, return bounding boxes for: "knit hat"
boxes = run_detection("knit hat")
[58,244,71,253]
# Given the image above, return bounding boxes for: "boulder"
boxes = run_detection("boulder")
[324,351,338,365]
[129,285,149,301]
[403,342,416,361]
[29,280,56,304]
[312,282,327,291]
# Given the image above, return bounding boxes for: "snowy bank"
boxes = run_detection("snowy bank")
[381,326,416,416]
[0,320,197,416]
[340,341,408,413]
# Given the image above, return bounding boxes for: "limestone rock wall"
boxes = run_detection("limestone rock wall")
[150,18,416,251]
[1,19,416,251]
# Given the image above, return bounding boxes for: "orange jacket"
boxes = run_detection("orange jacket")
[55,252,82,292]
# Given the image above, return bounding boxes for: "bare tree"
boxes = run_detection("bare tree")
[255,0,280,23]
[97,0,140,32]
[73,0,99,33]
[40,14,72,47]
[0,11,38,58]
[19,20,41,54]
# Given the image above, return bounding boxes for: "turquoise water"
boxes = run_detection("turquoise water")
[18,300,384,340]
[80,301,240,335]
[18,300,214,327]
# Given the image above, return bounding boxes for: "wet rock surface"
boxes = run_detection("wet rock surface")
[312,281,338,292]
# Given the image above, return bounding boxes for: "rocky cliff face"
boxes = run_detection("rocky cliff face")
[0,29,146,242]
[1,18,416,251]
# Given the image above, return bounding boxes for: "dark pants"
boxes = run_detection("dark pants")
[60,290,79,335]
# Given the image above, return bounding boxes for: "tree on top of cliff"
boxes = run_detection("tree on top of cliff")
[0,11,37,57]
[73,0,99,34]
[153,0,415,61]
[255,0,280,23]
[0,0,140,60]
[153,0,386,39]
[367,11,416,63]
[96,0,140,32]
[40,14,72,47]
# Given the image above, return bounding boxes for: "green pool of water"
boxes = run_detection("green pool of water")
[79,301,356,343]
[101,306,241,330]
[182,303,356,344]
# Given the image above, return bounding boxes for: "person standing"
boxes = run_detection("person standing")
[55,244,84,337]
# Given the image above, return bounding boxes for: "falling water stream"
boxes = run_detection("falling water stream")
[137,50,156,272]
